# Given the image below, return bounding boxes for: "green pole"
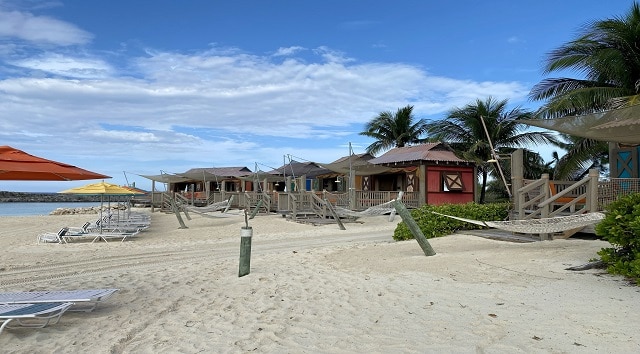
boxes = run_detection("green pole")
[238,227,252,277]
[393,200,436,256]
[239,210,252,277]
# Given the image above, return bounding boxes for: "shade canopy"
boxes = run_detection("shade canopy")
[139,173,193,184]
[59,181,144,196]
[320,153,393,176]
[238,171,283,183]
[0,145,110,181]
[522,105,640,144]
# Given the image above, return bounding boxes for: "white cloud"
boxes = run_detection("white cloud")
[0,10,92,45]
[10,53,113,78]
[0,45,531,191]
[273,46,305,56]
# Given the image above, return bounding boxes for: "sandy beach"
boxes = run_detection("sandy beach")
[1,208,639,353]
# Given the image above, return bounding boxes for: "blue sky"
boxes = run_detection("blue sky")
[0,0,633,192]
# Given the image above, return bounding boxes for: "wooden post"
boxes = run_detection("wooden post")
[388,192,404,222]
[588,168,599,212]
[324,198,346,230]
[238,226,252,277]
[239,210,252,277]
[182,206,191,220]
[151,181,156,213]
[393,200,436,256]
[249,199,264,219]
[222,195,234,214]
[511,149,524,218]
[171,198,188,229]
[539,173,551,240]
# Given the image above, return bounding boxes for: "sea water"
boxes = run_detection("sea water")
[0,202,101,216]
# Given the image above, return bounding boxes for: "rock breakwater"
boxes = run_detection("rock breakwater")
[0,191,103,203]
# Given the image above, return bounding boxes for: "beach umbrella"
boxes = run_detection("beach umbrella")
[0,145,110,181]
[59,181,144,231]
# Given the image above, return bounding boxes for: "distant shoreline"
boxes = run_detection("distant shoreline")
[0,191,104,203]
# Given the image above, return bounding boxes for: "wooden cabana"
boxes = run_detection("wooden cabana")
[367,143,476,206]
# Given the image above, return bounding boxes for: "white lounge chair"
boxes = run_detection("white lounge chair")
[0,302,73,335]
[37,226,141,244]
[0,289,118,312]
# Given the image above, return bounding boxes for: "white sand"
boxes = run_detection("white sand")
[1,209,639,353]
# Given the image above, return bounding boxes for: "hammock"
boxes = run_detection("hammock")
[184,196,235,217]
[430,211,605,234]
[186,201,228,212]
[333,199,396,218]
[185,208,238,218]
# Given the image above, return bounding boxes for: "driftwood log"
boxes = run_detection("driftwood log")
[565,260,606,271]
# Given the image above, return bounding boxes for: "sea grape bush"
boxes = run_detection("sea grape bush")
[393,202,510,241]
[596,192,640,284]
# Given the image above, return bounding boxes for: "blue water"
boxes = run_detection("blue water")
[0,202,102,216]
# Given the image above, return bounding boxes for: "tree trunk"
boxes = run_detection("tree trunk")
[480,168,488,204]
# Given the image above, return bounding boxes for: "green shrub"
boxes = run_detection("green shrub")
[596,193,640,284]
[393,202,510,241]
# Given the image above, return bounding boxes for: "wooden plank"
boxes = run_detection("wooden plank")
[392,200,436,256]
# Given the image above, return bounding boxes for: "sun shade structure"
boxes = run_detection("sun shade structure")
[59,181,145,196]
[320,153,393,176]
[0,145,110,181]
[522,105,640,144]
[60,181,146,233]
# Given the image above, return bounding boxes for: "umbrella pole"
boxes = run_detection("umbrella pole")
[100,195,104,233]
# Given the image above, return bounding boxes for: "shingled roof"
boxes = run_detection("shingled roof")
[269,160,332,178]
[368,143,472,165]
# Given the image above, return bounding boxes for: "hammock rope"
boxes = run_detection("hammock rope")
[430,211,605,234]
[185,199,230,213]
[333,199,396,217]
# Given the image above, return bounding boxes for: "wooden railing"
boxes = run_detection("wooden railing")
[516,169,600,219]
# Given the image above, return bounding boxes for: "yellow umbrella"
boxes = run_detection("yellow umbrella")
[60,181,144,231]
[59,181,141,195]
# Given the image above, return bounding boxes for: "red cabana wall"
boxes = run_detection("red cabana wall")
[425,165,475,205]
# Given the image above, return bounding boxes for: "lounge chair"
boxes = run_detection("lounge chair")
[37,227,70,244]
[37,226,141,244]
[0,289,118,312]
[0,302,73,335]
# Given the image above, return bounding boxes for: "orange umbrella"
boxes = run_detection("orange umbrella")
[0,145,110,181]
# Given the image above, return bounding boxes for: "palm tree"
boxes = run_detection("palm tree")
[486,149,555,201]
[426,97,557,203]
[552,134,609,180]
[360,105,430,155]
[529,3,640,177]
[530,3,640,115]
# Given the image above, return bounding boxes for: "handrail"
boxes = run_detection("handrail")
[538,177,589,208]
[517,177,547,194]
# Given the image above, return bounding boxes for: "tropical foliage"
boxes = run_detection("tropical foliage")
[596,193,640,284]
[360,105,430,155]
[530,3,640,178]
[530,2,640,116]
[393,202,510,241]
[551,134,609,180]
[425,97,557,203]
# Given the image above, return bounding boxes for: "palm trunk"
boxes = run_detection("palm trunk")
[480,168,488,204]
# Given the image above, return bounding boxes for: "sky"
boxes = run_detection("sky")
[0,0,634,192]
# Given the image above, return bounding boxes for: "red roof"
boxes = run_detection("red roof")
[368,143,472,164]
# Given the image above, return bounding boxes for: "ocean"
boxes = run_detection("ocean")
[0,202,101,217]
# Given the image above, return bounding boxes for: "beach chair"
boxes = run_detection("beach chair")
[0,289,118,312]
[37,226,141,244]
[37,227,69,244]
[0,302,73,335]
